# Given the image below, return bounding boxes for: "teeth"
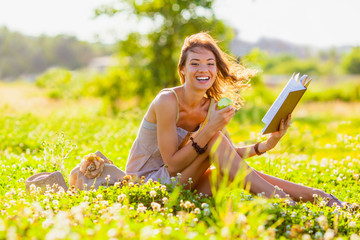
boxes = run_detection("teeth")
[196,77,209,81]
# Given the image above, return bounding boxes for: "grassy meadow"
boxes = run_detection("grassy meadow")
[0,80,360,240]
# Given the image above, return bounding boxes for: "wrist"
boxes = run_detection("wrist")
[254,142,266,155]
[264,139,276,151]
[190,137,208,154]
[202,124,217,138]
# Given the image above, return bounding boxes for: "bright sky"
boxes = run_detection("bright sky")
[0,0,359,48]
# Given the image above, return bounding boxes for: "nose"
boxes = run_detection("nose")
[198,64,208,72]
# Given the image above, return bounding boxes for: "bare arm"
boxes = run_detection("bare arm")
[155,93,215,176]
[220,127,261,158]
[235,114,292,158]
[155,94,235,176]
[235,143,267,158]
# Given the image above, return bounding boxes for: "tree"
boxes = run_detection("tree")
[0,27,112,79]
[341,47,360,74]
[96,0,233,95]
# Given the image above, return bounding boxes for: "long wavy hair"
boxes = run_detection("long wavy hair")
[178,32,256,109]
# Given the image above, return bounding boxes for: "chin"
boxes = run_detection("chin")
[195,83,212,91]
[197,79,214,87]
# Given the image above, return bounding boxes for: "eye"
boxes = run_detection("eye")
[191,63,199,66]
[208,63,215,66]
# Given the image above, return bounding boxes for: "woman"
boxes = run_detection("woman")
[125,32,343,207]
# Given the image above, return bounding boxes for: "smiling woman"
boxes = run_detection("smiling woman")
[177,32,253,110]
[125,32,346,207]
[180,47,217,92]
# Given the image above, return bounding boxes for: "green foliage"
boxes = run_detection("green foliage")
[35,66,140,114]
[269,57,320,75]
[41,132,77,174]
[0,26,113,79]
[240,48,266,86]
[242,48,344,76]
[96,0,234,94]
[305,79,360,102]
[341,47,360,74]
[242,47,268,71]
[36,68,73,99]
[87,67,139,114]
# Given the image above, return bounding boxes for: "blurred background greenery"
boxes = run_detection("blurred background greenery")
[0,0,359,116]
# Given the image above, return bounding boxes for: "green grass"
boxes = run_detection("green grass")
[1,83,360,239]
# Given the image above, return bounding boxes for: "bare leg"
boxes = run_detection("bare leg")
[189,132,292,199]
[254,170,329,202]
[178,151,211,187]
[190,132,335,205]
[194,168,212,195]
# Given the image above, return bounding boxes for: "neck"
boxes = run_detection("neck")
[181,83,207,108]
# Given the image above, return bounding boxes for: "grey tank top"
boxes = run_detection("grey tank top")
[125,88,214,183]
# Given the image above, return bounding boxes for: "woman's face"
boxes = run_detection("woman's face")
[181,47,217,91]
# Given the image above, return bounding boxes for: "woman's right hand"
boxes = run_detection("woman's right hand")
[207,102,235,133]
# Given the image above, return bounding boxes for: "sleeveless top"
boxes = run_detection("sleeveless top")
[125,88,215,184]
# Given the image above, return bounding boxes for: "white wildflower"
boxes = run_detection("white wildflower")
[324,229,335,240]
[150,190,157,198]
[317,215,328,230]
[137,203,147,213]
[184,201,192,209]
[194,208,201,214]
[201,203,209,209]
[302,234,312,240]
[350,234,360,240]
[107,228,118,238]
[52,200,59,206]
[349,221,356,228]
[96,194,103,200]
[151,202,161,212]
[203,208,210,216]
[117,193,126,202]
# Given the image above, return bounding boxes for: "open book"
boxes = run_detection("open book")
[261,73,312,135]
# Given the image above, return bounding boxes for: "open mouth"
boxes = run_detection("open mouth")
[196,76,210,82]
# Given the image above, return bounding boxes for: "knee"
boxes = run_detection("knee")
[208,130,222,143]
[206,131,235,157]
[207,131,243,164]
[207,131,228,150]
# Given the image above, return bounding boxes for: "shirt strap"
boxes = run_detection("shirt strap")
[160,88,179,123]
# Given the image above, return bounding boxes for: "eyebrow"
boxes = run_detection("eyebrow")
[190,58,215,61]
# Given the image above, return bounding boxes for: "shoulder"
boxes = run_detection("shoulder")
[145,89,178,123]
[154,89,178,109]
[153,89,178,122]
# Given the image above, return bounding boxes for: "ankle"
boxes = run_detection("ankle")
[312,190,328,202]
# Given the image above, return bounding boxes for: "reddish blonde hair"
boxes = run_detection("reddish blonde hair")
[178,32,255,109]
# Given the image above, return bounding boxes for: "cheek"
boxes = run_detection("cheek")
[186,67,196,74]
[211,67,218,75]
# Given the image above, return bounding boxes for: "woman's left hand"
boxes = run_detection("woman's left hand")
[265,114,291,150]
